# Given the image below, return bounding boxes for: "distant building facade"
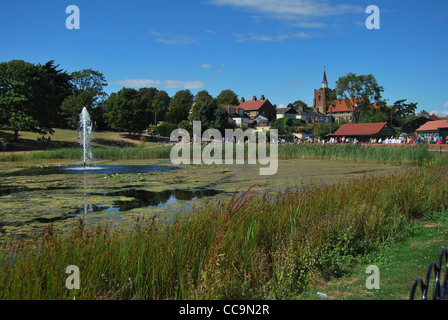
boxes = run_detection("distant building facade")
[312,70,375,123]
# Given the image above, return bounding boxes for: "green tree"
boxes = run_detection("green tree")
[194,98,229,133]
[138,87,159,128]
[0,60,64,140]
[334,73,385,123]
[61,69,108,128]
[39,60,73,125]
[217,89,239,106]
[389,99,418,126]
[104,88,143,134]
[313,122,341,138]
[191,90,213,121]
[166,90,194,124]
[287,100,311,110]
[152,90,170,124]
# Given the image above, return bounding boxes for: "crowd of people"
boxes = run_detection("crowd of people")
[294,135,448,145]
[36,135,52,142]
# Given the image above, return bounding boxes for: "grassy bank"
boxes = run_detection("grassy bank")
[1,161,447,299]
[1,143,439,166]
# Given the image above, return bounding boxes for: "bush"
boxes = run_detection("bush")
[155,122,178,137]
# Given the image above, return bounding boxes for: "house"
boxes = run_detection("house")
[330,122,396,141]
[253,114,269,127]
[312,69,377,123]
[296,106,329,123]
[416,119,448,143]
[401,117,431,134]
[225,105,250,127]
[276,107,299,120]
[238,95,277,122]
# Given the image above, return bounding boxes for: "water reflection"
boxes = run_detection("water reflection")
[107,188,222,211]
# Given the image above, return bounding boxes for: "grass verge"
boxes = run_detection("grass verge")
[0,161,447,300]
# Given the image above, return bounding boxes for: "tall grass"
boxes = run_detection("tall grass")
[19,146,173,161]
[3,143,437,166]
[1,162,448,300]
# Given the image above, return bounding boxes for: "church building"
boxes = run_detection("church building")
[312,70,357,123]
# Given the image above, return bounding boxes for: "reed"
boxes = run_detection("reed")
[1,161,447,300]
[4,143,439,166]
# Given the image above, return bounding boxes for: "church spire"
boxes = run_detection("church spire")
[322,67,328,89]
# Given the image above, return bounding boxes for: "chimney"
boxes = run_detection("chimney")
[241,97,245,103]
[261,95,265,100]
[253,96,257,101]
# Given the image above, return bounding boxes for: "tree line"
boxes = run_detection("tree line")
[0,60,247,139]
[0,59,420,141]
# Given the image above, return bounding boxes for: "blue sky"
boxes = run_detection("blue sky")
[1,0,447,115]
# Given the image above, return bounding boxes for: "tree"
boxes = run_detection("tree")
[104,88,143,134]
[217,89,239,106]
[287,100,311,111]
[39,60,74,125]
[61,69,108,128]
[165,90,194,124]
[389,99,418,126]
[70,69,108,102]
[152,90,170,124]
[0,60,64,140]
[191,90,213,121]
[334,73,385,123]
[358,99,418,126]
[313,122,341,138]
[195,98,228,133]
[138,87,159,127]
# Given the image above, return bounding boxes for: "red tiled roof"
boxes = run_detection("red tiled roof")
[239,98,269,111]
[327,99,379,113]
[332,122,388,136]
[416,120,448,131]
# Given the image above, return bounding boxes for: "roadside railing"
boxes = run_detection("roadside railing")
[409,247,448,300]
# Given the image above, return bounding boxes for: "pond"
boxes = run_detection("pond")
[0,158,403,241]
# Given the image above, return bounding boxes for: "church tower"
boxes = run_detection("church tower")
[313,69,331,114]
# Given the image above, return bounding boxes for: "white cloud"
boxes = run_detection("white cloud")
[164,80,205,89]
[200,62,212,69]
[208,0,363,20]
[149,29,198,45]
[233,31,308,42]
[293,21,325,28]
[444,100,448,108]
[109,79,160,88]
[430,109,448,117]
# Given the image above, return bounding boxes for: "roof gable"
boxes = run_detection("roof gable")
[332,122,389,136]
[328,99,379,113]
[239,98,270,111]
[416,120,448,131]
[276,107,297,114]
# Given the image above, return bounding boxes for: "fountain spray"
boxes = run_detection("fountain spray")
[79,107,93,169]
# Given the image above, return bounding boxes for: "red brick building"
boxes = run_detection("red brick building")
[237,95,277,122]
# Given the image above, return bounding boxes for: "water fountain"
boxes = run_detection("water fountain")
[79,107,93,169]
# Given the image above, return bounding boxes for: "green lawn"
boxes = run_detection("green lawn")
[301,212,448,300]
[0,128,158,152]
